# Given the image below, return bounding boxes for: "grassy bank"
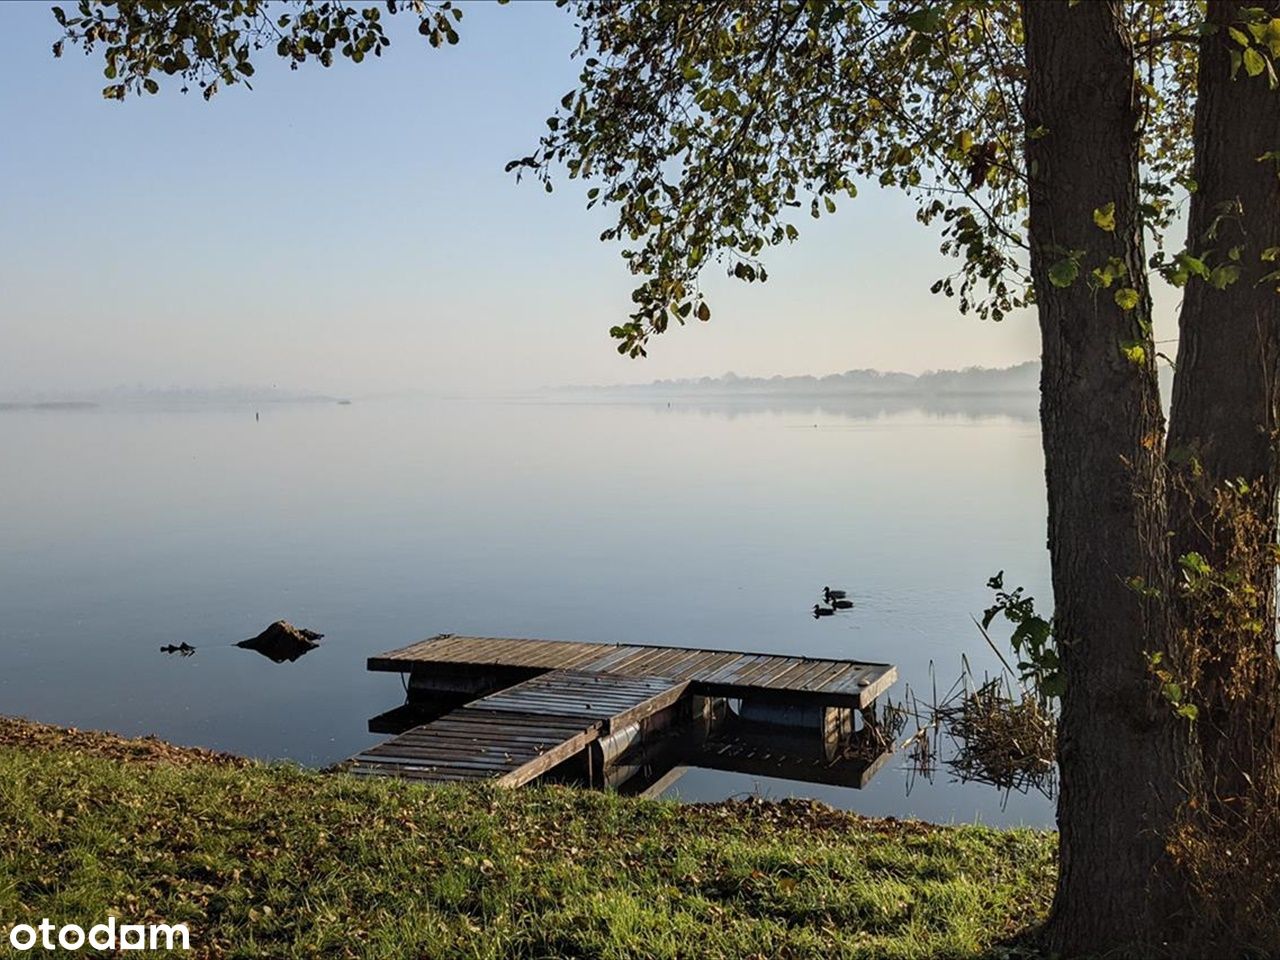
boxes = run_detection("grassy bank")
[0,718,1054,959]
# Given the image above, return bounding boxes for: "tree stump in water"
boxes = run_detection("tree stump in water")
[237,620,322,663]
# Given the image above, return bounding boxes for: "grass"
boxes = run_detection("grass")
[0,718,1055,959]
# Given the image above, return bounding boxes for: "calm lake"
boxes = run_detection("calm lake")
[1,394,1055,827]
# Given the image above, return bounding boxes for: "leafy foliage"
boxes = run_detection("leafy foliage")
[515,0,1219,355]
[1146,649,1199,722]
[1163,476,1280,955]
[1170,478,1279,723]
[981,571,1061,705]
[518,0,1036,355]
[52,0,463,101]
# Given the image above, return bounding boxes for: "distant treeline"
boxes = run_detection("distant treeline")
[573,361,1042,397]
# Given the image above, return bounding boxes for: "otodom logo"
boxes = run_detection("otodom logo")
[7,918,190,952]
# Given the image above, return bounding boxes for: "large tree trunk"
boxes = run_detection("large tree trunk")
[1022,2,1189,954]
[1166,0,1280,818]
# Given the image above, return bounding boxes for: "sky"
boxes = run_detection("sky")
[3,2,1061,397]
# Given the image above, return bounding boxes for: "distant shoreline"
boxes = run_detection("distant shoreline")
[559,360,1042,397]
[0,394,345,410]
[0,400,99,411]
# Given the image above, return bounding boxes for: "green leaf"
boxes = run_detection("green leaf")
[1092,202,1116,232]
[1048,258,1078,288]
[1210,263,1242,289]
[1176,703,1199,722]
[1243,46,1267,78]
[1180,254,1210,278]
[1121,341,1146,365]
[1114,287,1140,311]
[1091,257,1127,289]
[904,7,943,35]
[1180,552,1211,576]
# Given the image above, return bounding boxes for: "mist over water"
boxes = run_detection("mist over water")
[0,394,1053,826]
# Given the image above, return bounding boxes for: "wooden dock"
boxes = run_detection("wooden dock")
[352,634,897,790]
[370,634,897,708]
[349,669,688,785]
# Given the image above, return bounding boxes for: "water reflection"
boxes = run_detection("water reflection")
[551,391,1039,423]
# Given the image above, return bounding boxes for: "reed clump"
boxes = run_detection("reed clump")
[896,665,1058,802]
[939,676,1056,796]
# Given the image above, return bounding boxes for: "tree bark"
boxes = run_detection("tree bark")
[1166,0,1280,818]
[1022,2,1189,954]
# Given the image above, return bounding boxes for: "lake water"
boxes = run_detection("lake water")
[1,394,1055,827]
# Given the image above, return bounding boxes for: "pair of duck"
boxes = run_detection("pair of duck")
[813,586,853,617]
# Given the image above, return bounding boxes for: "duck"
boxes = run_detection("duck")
[813,604,836,618]
[831,598,854,610]
[823,587,848,603]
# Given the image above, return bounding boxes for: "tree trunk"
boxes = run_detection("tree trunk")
[1022,2,1189,954]
[1166,0,1280,818]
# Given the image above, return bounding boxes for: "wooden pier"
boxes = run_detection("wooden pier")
[352,634,897,790]
[370,634,896,707]
[349,669,688,785]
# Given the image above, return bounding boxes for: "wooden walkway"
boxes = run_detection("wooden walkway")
[371,634,897,709]
[347,670,688,785]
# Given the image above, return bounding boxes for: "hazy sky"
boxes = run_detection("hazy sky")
[5,3,1078,396]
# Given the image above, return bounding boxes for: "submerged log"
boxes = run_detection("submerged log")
[237,620,322,663]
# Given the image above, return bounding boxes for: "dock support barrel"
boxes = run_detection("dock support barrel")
[736,700,855,760]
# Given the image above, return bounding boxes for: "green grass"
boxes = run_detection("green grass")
[0,721,1055,959]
